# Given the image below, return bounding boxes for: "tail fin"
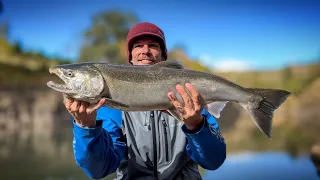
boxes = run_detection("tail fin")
[241,88,291,138]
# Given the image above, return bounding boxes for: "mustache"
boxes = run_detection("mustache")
[134,55,156,61]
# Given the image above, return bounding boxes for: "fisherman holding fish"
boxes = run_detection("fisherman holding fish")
[61,22,227,179]
[47,18,291,179]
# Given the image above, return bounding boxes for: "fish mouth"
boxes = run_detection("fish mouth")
[47,68,75,93]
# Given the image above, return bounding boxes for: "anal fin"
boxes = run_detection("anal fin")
[204,101,229,118]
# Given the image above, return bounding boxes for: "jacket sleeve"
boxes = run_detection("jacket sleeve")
[182,109,226,170]
[72,106,126,179]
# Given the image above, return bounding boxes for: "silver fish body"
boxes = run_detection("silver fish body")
[47,61,291,138]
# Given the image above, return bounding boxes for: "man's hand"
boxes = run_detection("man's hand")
[64,96,106,128]
[168,83,204,131]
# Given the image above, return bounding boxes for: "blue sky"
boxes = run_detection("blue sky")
[1,0,320,71]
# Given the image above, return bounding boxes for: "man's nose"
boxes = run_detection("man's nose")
[141,44,150,54]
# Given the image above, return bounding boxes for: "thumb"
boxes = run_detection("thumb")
[86,98,106,114]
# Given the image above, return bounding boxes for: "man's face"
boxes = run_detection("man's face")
[130,36,163,65]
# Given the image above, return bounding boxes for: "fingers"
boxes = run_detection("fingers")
[64,96,74,110]
[63,97,103,128]
[69,100,81,113]
[64,96,106,114]
[185,83,201,111]
[168,92,185,114]
[168,83,202,117]
[176,84,194,110]
[79,102,89,113]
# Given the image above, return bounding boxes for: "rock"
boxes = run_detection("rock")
[310,144,320,176]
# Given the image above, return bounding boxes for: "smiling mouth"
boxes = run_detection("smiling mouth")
[140,59,153,61]
[139,59,155,64]
[47,68,74,93]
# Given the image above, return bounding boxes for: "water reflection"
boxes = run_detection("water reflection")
[203,151,319,180]
[0,126,116,180]
[0,121,318,180]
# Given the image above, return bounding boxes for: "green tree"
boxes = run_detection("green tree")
[78,10,139,64]
[10,41,22,55]
[283,67,292,83]
[0,22,10,54]
[282,66,293,90]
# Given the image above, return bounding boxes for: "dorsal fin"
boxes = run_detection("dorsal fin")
[153,60,184,69]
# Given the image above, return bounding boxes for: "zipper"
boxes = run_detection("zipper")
[162,119,169,162]
[150,111,158,180]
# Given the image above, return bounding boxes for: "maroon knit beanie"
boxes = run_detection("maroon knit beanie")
[126,22,168,63]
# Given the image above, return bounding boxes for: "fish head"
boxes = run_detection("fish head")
[47,63,105,102]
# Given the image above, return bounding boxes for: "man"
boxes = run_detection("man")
[66,22,226,180]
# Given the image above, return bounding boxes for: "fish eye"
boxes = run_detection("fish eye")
[64,70,74,77]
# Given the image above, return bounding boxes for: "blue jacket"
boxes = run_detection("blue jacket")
[73,107,226,179]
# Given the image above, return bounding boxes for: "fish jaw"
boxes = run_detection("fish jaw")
[47,67,76,94]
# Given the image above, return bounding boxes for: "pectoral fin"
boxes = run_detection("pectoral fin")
[167,109,184,123]
[204,101,229,118]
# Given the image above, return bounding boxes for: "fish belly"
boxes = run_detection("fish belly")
[109,82,177,111]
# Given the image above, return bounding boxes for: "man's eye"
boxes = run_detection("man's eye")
[133,44,143,48]
[150,44,159,47]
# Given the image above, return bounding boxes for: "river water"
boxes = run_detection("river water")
[0,127,318,180]
[202,151,319,180]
